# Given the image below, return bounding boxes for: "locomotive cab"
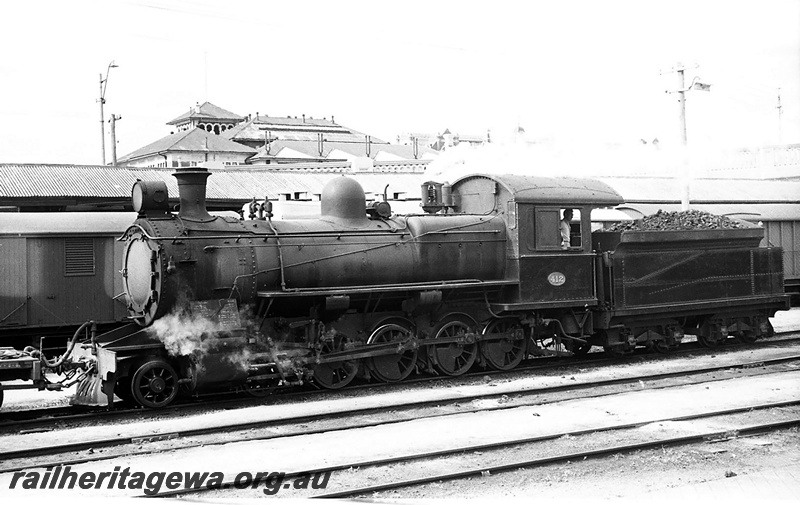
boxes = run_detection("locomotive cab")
[447,174,624,312]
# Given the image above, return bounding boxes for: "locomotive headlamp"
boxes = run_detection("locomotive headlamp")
[132,180,169,214]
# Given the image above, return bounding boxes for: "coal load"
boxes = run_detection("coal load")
[608,209,745,232]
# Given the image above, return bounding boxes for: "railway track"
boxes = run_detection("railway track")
[2,330,798,430]
[1,344,799,474]
[128,374,800,499]
[311,413,800,500]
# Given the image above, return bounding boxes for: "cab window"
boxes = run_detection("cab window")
[558,208,582,249]
[534,208,560,250]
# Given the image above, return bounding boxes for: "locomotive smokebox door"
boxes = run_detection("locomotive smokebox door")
[123,229,163,325]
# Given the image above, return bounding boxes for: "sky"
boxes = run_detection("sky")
[0,0,798,166]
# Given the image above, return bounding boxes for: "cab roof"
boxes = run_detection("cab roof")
[453,173,624,206]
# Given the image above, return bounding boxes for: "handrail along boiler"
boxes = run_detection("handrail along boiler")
[69,167,790,408]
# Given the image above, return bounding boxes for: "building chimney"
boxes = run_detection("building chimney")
[173,167,212,221]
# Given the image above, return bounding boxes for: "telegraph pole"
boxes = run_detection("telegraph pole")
[98,61,118,165]
[99,72,106,165]
[777,88,783,144]
[676,65,688,146]
[663,62,710,210]
[664,62,692,146]
[109,114,121,166]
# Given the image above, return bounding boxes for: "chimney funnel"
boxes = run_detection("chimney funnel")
[173,167,212,221]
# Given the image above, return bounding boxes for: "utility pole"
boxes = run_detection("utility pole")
[98,61,118,165]
[664,62,692,146]
[677,67,688,146]
[109,114,122,166]
[777,88,783,144]
[663,62,711,210]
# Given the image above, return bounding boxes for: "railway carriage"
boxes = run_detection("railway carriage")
[59,168,789,409]
[0,213,134,350]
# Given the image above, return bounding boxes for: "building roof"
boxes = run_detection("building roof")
[0,164,426,210]
[166,102,244,125]
[118,128,257,163]
[248,139,438,163]
[223,115,388,144]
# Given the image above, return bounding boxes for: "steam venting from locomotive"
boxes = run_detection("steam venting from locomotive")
[148,309,225,357]
[139,167,251,370]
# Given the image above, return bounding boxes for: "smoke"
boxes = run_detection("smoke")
[147,308,228,357]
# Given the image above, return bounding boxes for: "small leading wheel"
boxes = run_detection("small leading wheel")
[131,359,179,408]
[312,334,360,390]
[480,318,526,371]
[367,321,418,382]
[428,315,478,376]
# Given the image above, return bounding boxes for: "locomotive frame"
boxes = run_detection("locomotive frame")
[67,168,789,408]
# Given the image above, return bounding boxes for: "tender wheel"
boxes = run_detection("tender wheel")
[733,330,758,344]
[480,318,526,371]
[603,344,629,358]
[131,359,179,408]
[367,320,418,382]
[428,315,478,376]
[651,340,672,353]
[697,334,723,348]
[600,330,630,358]
[698,321,728,348]
[312,334,360,390]
[565,338,592,355]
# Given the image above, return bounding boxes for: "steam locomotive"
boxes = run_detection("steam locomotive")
[70,167,789,408]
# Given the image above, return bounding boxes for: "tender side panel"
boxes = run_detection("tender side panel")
[612,247,784,308]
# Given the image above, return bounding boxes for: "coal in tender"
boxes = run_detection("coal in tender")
[607,209,745,232]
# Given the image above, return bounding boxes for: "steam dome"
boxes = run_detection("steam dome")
[320,177,367,220]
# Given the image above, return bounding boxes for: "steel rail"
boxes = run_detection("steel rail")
[147,402,800,498]
[1,332,798,431]
[2,352,799,472]
[312,416,800,499]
